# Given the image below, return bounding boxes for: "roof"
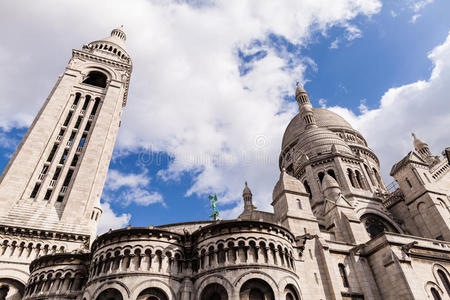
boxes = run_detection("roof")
[390,151,428,176]
[273,170,307,202]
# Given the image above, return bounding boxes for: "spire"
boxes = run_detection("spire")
[243,181,254,211]
[295,82,317,129]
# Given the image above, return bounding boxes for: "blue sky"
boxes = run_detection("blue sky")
[0,0,449,232]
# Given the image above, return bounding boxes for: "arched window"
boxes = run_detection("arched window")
[200,283,228,300]
[240,279,274,300]
[431,288,441,300]
[327,169,336,180]
[303,180,312,200]
[318,172,325,183]
[96,288,123,300]
[372,168,383,187]
[438,269,450,296]
[82,71,107,88]
[136,287,168,300]
[355,170,364,189]
[347,169,356,188]
[364,164,375,186]
[284,284,300,300]
[338,263,349,288]
[361,214,399,238]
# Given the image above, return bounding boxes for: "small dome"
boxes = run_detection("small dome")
[273,169,306,201]
[295,84,307,96]
[96,26,128,53]
[322,174,340,190]
[412,132,427,150]
[282,108,354,150]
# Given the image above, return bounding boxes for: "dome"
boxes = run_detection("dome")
[322,174,340,190]
[291,127,353,160]
[411,132,427,150]
[282,108,354,150]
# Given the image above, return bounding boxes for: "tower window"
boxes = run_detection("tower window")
[84,121,92,132]
[338,263,349,288]
[41,165,49,175]
[68,131,76,145]
[431,288,441,300]
[30,183,41,198]
[355,170,365,189]
[347,169,356,188]
[52,167,61,180]
[74,116,82,129]
[71,154,79,167]
[405,177,412,188]
[297,199,302,209]
[90,97,101,115]
[58,128,65,137]
[82,71,107,88]
[59,149,69,164]
[43,189,52,200]
[303,180,312,200]
[63,111,73,126]
[47,144,58,162]
[73,93,81,105]
[318,172,325,183]
[327,169,336,180]
[82,95,91,110]
[79,134,87,148]
[62,170,74,187]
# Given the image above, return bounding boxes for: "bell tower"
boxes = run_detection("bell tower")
[0,27,132,287]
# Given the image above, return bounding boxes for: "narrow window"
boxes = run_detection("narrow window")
[82,72,107,88]
[91,211,95,219]
[364,164,375,186]
[297,199,302,209]
[63,170,73,187]
[73,93,81,105]
[303,180,312,200]
[46,144,58,162]
[58,128,65,136]
[438,270,450,296]
[57,195,64,202]
[74,116,82,129]
[82,95,91,110]
[355,170,364,189]
[78,134,87,148]
[90,98,101,115]
[431,288,441,300]
[338,263,349,288]
[30,183,41,198]
[68,131,76,145]
[95,213,99,221]
[59,149,69,164]
[71,154,79,167]
[318,172,325,183]
[84,121,91,132]
[406,178,412,188]
[347,169,356,188]
[41,165,49,175]
[63,111,73,126]
[43,189,52,200]
[327,169,336,180]
[52,167,61,180]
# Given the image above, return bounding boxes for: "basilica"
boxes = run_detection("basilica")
[0,28,449,300]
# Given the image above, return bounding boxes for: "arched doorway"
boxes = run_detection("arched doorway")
[137,287,169,300]
[82,71,108,88]
[96,288,123,300]
[200,283,228,300]
[0,278,25,300]
[240,279,274,300]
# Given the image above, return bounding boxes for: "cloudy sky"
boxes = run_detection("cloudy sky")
[0,0,449,233]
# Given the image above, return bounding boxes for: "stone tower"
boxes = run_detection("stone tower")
[0,27,132,294]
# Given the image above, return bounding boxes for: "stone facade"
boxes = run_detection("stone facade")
[1,29,450,300]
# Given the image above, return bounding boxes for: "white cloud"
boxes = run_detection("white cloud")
[0,0,382,218]
[97,202,131,234]
[408,0,433,23]
[410,14,421,23]
[330,38,340,49]
[324,31,450,184]
[103,169,164,207]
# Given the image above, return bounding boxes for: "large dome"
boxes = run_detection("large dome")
[282,108,354,150]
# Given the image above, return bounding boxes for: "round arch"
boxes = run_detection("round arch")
[194,275,234,300]
[0,277,25,300]
[92,281,130,300]
[239,278,275,300]
[278,276,302,300]
[359,212,401,238]
[78,63,117,81]
[96,288,123,300]
[200,283,228,300]
[234,272,279,299]
[136,287,169,300]
[130,279,177,300]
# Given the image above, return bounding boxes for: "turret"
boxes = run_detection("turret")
[295,83,317,129]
